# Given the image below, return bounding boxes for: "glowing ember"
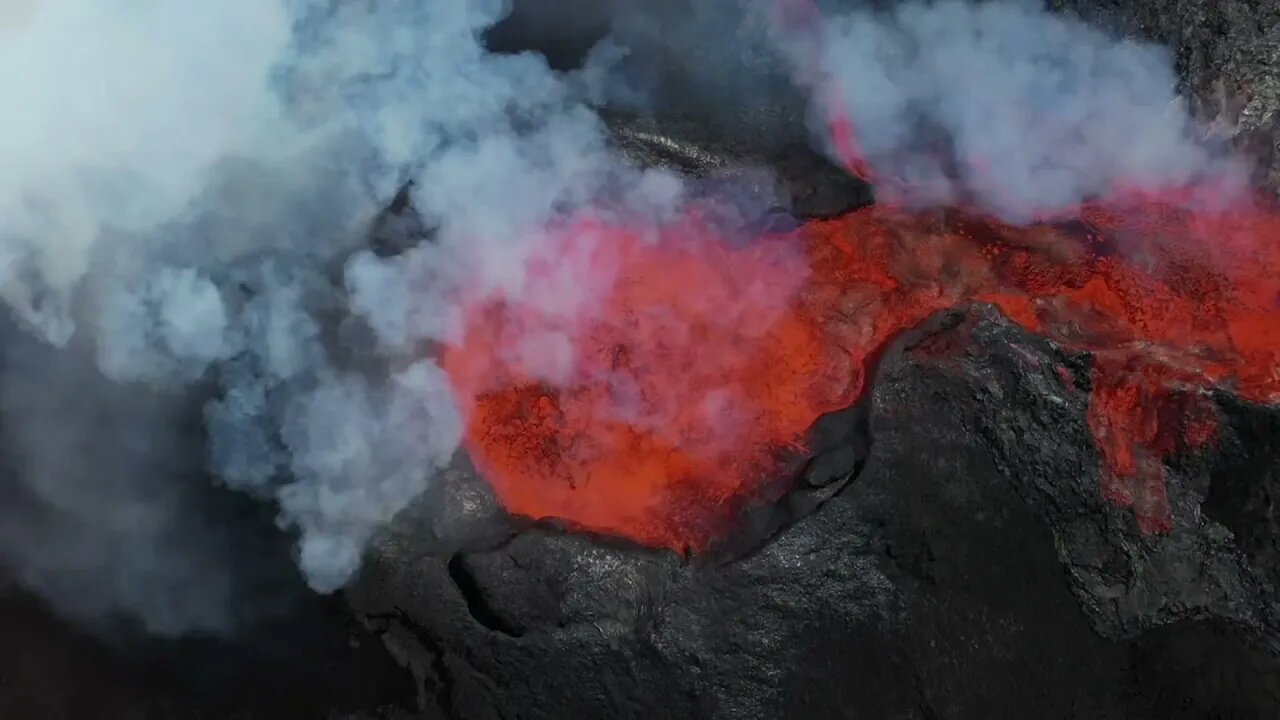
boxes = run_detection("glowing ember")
[441,192,1280,549]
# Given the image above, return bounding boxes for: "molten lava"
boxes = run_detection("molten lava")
[772,0,876,183]
[442,217,837,548]
[441,0,1279,551]
[441,193,1280,549]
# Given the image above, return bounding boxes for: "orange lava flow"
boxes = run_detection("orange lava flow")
[441,195,1280,549]
[441,217,837,548]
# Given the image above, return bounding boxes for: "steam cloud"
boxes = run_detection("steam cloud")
[779,0,1247,219]
[0,0,688,633]
[0,0,1248,635]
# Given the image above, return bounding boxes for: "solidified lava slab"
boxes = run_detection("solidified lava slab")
[441,195,1280,550]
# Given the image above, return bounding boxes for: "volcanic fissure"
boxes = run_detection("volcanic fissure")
[441,192,1280,552]
[434,1,1280,556]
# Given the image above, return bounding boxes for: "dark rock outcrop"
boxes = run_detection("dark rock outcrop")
[349,305,1280,719]
[1051,0,1280,194]
[0,581,418,719]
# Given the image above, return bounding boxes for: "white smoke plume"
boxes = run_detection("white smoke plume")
[0,0,693,632]
[778,0,1247,220]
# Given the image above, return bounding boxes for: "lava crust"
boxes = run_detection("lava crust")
[352,305,1280,720]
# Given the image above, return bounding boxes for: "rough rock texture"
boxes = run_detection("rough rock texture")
[1052,0,1280,194]
[350,7,1280,716]
[1205,396,1280,599]
[0,302,421,718]
[349,305,1280,720]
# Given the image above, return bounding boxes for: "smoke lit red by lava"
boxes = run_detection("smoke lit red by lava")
[771,0,876,183]
[439,3,1280,551]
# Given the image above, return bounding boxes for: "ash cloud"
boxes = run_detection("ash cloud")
[0,0,700,632]
[784,0,1248,220]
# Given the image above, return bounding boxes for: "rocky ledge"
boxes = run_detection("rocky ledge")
[349,303,1280,720]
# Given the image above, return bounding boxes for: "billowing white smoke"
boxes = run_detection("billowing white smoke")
[784,0,1245,220]
[0,0,687,631]
[0,0,292,343]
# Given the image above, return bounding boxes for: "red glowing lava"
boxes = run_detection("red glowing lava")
[441,193,1280,549]
[442,216,838,547]
[436,0,1280,550]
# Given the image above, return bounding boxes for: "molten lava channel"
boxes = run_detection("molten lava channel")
[440,196,1280,550]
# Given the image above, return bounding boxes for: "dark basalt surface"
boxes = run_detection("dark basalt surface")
[601,109,875,221]
[348,304,1280,720]
[1053,0,1280,194]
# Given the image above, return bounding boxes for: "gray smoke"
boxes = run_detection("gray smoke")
[782,0,1247,219]
[0,327,239,636]
[0,0,694,633]
[600,0,805,142]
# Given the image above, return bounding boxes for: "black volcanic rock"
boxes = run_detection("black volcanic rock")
[1204,395,1280,595]
[900,309,1279,641]
[602,109,875,221]
[1051,0,1280,194]
[348,304,1280,719]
